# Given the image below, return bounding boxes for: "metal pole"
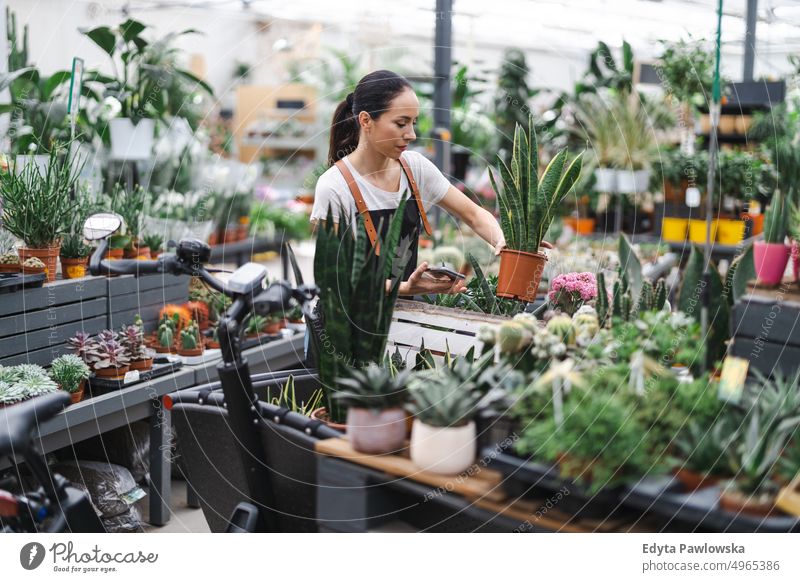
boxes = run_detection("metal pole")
[702,0,724,374]
[743,0,758,82]
[433,0,452,176]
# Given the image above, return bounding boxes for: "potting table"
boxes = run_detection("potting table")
[314,438,652,533]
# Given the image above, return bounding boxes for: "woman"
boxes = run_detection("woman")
[310,70,507,297]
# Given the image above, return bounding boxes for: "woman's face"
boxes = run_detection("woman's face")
[359,87,419,159]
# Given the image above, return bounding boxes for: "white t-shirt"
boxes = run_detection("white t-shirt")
[310,151,451,224]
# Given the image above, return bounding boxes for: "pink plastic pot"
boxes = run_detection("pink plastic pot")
[346,407,407,455]
[753,241,790,285]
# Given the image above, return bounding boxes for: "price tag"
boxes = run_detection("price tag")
[685,186,701,208]
[717,356,749,404]
[123,370,141,385]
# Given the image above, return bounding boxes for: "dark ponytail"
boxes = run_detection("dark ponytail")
[327,70,412,166]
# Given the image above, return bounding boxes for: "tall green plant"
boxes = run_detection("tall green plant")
[0,144,83,248]
[312,197,413,423]
[489,116,583,254]
[763,189,789,244]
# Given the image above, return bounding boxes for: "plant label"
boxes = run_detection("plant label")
[685,187,701,208]
[716,357,748,404]
[123,370,141,385]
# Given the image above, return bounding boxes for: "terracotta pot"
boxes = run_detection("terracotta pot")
[496,248,548,302]
[107,248,124,260]
[237,224,249,240]
[20,264,46,276]
[0,263,21,273]
[673,468,720,492]
[70,386,85,404]
[130,358,153,371]
[19,244,61,282]
[263,322,282,335]
[136,246,150,260]
[60,257,88,279]
[208,232,219,246]
[177,347,204,357]
[94,365,130,380]
[754,241,790,286]
[205,339,221,350]
[123,246,139,259]
[311,407,346,431]
[150,250,161,260]
[346,407,407,455]
[574,217,595,235]
[155,344,174,354]
[719,487,781,518]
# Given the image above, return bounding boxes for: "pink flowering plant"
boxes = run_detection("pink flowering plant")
[548,272,598,315]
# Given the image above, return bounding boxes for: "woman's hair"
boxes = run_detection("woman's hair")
[327,70,412,166]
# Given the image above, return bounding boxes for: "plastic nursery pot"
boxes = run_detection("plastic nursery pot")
[661,217,688,242]
[672,468,720,492]
[716,218,745,245]
[753,241,790,286]
[18,244,60,282]
[130,358,154,371]
[616,169,651,194]
[496,248,548,302]
[69,386,85,405]
[60,257,88,280]
[346,407,407,455]
[310,407,347,432]
[688,219,718,244]
[741,212,764,236]
[94,365,130,380]
[263,322,282,335]
[409,419,476,475]
[573,217,595,235]
[594,167,617,192]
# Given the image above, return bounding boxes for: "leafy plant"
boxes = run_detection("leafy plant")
[267,375,324,417]
[49,354,91,393]
[67,332,97,365]
[142,233,163,254]
[656,36,715,109]
[312,197,413,423]
[489,116,583,254]
[494,48,535,163]
[333,363,410,411]
[120,323,148,361]
[0,364,59,403]
[246,314,267,336]
[0,143,83,248]
[671,416,737,477]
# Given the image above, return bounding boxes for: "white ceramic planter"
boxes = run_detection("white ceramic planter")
[616,169,651,194]
[409,419,476,475]
[109,117,155,161]
[594,167,617,192]
[346,407,407,455]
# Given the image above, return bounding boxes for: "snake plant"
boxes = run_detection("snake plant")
[764,189,790,244]
[489,116,583,253]
[312,196,413,423]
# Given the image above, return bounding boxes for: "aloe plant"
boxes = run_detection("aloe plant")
[489,117,583,254]
[312,197,413,423]
[246,314,267,336]
[49,354,90,393]
[763,189,789,244]
[407,372,484,428]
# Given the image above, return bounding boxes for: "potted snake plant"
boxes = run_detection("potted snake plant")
[332,364,410,455]
[490,117,583,302]
[754,189,790,286]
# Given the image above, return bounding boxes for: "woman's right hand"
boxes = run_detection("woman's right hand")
[396,262,467,296]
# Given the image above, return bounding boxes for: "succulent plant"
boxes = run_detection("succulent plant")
[96,329,118,344]
[120,323,149,361]
[0,253,20,265]
[157,323,174,348]
[59,233,92,259]
[68,331,97,365]
[22,256,45,269]
[15,364,49,380]
[407,373,484,428]
[333,363,410,411]
[0,229,17,256]
[93,340,131,370]
[15,375,60,398]
[546,315,576,345]
[179,321,201,350]
[246,314,267,335]
[497,321,532,354]
[0,380,28,405]
[142,233,163,254]
[49,355,91,393]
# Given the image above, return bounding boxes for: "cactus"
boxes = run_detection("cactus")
[498,321,531,353]
[637,279,654,312]
[546,314,576,345]
[158,323,174,348]
[596,271,609,327]
[180,321,201,350]
[573,311,600,337]
[612,280,623,318]
[622,292,633,321]
[654,279,667,311]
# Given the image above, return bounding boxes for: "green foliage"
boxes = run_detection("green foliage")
[656,36,715,108]
[494,48,535,163]
[763,188,789,244]
[49,354,91,393]
[312,199,412,423]
[110,185,150,240]
[157,323,174,348]
[407,370,484,428]
[490,116,583,253]
[246,314,267,335]
[267,375,324,417]
[59,233,91,259]
[249,203,310,240]
[0,144,83,248]
[333,363,409,411]
[671,417,737,476]
[142,233,163,254]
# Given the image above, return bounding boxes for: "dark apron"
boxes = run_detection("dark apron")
[366,203,421,282]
